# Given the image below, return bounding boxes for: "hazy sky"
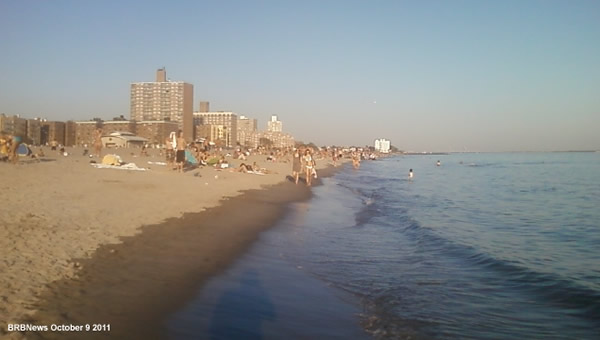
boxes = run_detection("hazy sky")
[1,1,599,151]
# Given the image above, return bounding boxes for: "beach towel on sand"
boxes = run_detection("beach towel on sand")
[91,163,147,171]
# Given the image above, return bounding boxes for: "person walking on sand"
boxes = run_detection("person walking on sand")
[302,149,314,186]
[9,134,22,165]
[176,130,186,173]
[93,128,103,158]
[292,148,302,184]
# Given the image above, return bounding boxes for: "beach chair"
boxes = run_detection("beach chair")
[185,150,199,165]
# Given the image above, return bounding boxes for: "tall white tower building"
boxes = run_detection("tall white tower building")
[267,115,282,132]
[375,139,391,153]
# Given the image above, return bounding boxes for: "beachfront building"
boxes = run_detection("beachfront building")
[75,121,100,146]
[64,121,77,147]
[0,114,27,139]
[247,131,295,149]
[136,120,179,146]
[42,121,66,146]
[267,114,282,132]
[26,119,42,145]
[237,115,258,147]
[375,138,391,153]
[102,121,136,135]
[130,68,194,142]
[193,111,238,147]
[101,132,148,148]
[195,124,234,148]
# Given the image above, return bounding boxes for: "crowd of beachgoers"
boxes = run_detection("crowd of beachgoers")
[1,128,392,338]
[2,128,387,184]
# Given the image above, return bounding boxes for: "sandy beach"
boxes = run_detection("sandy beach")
[0,147,342,339]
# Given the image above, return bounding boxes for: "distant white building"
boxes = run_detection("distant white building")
[374,138,391,153]
[267,115,282,132]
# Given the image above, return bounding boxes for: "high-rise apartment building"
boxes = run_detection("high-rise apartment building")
[193,111,238,147]
[237,115,258,146]
[267,115,282,132]
[130,68,194,141]
[156,67,167,82]
[199,101,210,113]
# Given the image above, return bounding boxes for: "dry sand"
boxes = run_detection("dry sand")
[0,147,342,339]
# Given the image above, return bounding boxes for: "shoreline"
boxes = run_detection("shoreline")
[0,148,346,339]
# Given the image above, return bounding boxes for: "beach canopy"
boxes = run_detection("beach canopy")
[17,144,32,157]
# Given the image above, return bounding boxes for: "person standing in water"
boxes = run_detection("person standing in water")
[437,160,441,166]
[302,149,314,186]
[409,169,414,179]
[292,148,302,185]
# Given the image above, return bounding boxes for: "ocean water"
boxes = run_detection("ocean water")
[169,152,600,339]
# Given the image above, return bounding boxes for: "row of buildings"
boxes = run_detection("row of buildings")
[129,68,294,148]
[0,112,294,149]
[0,115,180,147]
[1,68,295,149]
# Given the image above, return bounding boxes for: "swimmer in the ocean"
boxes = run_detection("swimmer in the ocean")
[409,169,413,179]
[436,160,441,166]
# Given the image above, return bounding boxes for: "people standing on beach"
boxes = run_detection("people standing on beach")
[332,148,338,167]
[140,144,148,157]
[0,132,9,162]
[302,149,314,186]
[409,169,414,180]
[176,130,186,173]
[165,135,175,169]
[292,148,302,184]
[93,128,103,158]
